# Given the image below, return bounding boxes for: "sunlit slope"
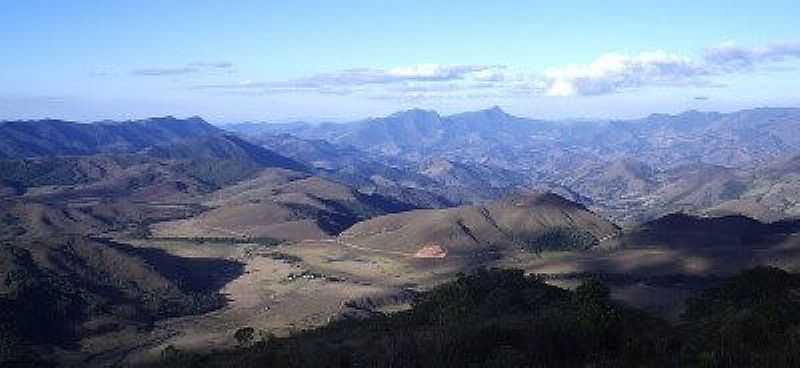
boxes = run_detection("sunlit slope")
[339,193,619,257]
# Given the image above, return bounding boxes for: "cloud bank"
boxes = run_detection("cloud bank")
[543,42,800,96]
[543,51,708,96]
[187,40,800,99]
[704,41,800,70]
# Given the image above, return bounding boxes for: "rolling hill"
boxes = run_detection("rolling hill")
[0,235,243,364]
[247,133,454,208]
[339,192,619,258]
[150,168,418,241]
[0,134,308,202]
[622,213,779,249]
[707,155,800,221]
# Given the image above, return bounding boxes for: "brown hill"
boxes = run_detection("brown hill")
[703,155,800,221]
[338,193,619,258]
[597,163,753,224]
[622,213,776,249]
[568,158,659,202]
[151,168,417,241]
[0,235,243,357]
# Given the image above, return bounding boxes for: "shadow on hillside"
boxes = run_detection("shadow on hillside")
[92,237,245,294]
[623,214,800,249]
[533,216,800,289]
[515,215,800,317]
[650,215,800,263]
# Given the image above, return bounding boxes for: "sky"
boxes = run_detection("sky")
[1,0,799,123]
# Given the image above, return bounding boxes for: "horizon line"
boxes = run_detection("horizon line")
[3,104,799,126]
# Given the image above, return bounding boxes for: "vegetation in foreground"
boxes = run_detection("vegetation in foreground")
[148,266,800,368]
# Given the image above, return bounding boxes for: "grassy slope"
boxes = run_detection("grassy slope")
[340,193,619,256]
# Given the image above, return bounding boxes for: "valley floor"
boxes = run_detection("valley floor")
[63,229,800,366]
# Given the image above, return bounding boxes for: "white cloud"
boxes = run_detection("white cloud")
[386,64,494,80]
[282,64,506,87]
[473,69,506,82]
[543,51,708,96]
[704,41,800,70]
[542,42,800,97]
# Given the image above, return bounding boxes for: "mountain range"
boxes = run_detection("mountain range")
[229,106,800,224]
[231,106,800,169]
[2,107,800,366]
[0,116,221,159]
[5,107,798,225]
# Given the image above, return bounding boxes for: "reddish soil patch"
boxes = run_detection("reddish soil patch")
[414,243,447,258]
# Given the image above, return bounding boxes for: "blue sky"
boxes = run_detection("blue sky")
[1,1,799,123]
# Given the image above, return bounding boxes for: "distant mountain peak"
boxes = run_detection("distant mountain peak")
[486,105,506,114]
[143,115,207,123]
[483,105,512,120]
[94,115,211,126]
[446,106,514,123]
[505,192,587,211]
[389,108,440,119]
[641,108,785,123]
